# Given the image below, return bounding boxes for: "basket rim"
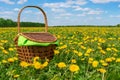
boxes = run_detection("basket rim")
[18,32,57,43]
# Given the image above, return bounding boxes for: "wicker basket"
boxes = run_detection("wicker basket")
[14,6,57,63]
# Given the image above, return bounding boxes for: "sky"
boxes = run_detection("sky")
[0,0,120,26]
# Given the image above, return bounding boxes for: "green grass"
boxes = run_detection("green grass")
[0,27,120,80]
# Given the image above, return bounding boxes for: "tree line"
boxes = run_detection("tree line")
[0,18,120,27]
[0,18,45,27]
[53,25,119,27]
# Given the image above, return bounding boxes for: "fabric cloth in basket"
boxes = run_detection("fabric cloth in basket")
[18,33,59,46]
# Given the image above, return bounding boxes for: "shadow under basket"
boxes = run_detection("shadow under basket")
[15,43,56,63]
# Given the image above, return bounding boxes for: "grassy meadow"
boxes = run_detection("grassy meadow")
[0,27,120,80]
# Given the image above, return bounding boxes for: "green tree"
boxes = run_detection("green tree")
[0,18,44,27]
[0,18,6,27]
[6,19,14,27]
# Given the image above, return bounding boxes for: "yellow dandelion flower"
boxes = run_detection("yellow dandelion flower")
[57,62,66,68]
[97,68,106,73]
[80,45,86,50]
[86,48,92,53]
[88,58,94,64]
[33,56,39,62]
[88,61,92,64]
[91,39,95,42]
[43,62,48,67]
[33,61,43,69]
[2,50,8,54]
[84,53,90,56]
[62,45,67,49]
[9,48,14,51]
[1,40,8,43]
[78,42,83,45]
[94,37,98,41]
[71,59,76,63]
[83,36,89,41]
[98,46,102,50]
[73,50,78,54]
[112,48,118,52]
[57,35,60,38]
[13,74,20,78]
[112,44,115,46]
[92,61,99,68]
[73,42,77,44]
[13,57,18,60]
[100,50,106,54]
[16,54,18,56]
[98,38,105,43]
[20,61,30,68]
[108,38,114,40]
[106,48,111,51]
[100,60,105,63]
[98,43,101,46]
[2,60,7,64]
[77,52,83,57]
[89,58,94,61]
[66,50,70,54]
[60,42,63,45]
[118,37,120,40]
[105,58,112,63]
[0,47,4,50]
[54,50,59,55]
[8,58,14,63]
[116,58,120,62]
[102,62,108,67]
[59,45,67,49]
[69,64,80,72]
[111,57,116,61]
[81,58,85,61]
[113,53,118,56]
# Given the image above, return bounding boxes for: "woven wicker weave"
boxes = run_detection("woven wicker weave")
[14,6,57,63]
[20,32,57,43]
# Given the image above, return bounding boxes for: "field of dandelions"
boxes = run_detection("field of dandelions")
[0,27,120,80]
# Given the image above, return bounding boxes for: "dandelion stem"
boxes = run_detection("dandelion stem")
[70,72,73,80]
[102,73,105,80]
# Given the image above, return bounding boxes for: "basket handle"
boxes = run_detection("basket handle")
[18,6,48,33]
